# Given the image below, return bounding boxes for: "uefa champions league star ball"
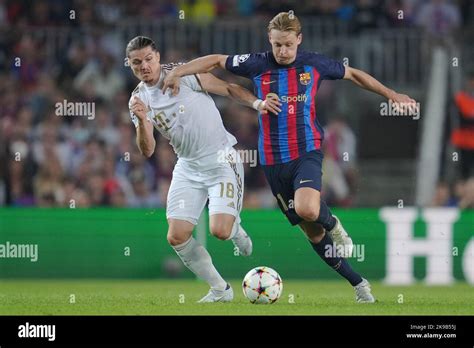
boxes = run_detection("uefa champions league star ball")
[242,266,283,304]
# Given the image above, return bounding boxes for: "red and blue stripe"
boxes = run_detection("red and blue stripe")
[255,71,273,165]
[303,66,322,152]
[255,66,322,165]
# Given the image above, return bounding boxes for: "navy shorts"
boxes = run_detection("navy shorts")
[262,150,323,226]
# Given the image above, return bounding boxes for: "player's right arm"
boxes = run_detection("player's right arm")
[196,73,281,114]
[130,96,156,158]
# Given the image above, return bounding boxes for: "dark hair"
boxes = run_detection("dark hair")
[126,36,157,57]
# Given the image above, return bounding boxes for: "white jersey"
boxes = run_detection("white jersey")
[129,63,237,170]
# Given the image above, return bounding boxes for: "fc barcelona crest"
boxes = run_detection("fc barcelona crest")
[299,72,311,85]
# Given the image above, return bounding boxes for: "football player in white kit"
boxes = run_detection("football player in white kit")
[126,36,281,303]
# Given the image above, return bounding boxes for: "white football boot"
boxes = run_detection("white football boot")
[231,225,253,256]
[197,284,234,303]
[327,215,353,258]
[354,278,376,303]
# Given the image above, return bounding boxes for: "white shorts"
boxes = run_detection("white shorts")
[166,148,244,225]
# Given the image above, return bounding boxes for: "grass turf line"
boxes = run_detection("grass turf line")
[0,279,472,315]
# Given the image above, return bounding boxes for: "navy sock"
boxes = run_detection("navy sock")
[316,199,336,231]
[310,232,362,286]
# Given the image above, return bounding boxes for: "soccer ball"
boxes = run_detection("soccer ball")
[242,266,283,304]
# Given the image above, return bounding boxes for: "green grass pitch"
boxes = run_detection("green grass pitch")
[0,280,472,315]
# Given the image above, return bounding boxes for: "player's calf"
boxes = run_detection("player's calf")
[299,221,325,243]
[168,218,228,293]
[210,214,253,256]
[294,188,353,257]
[309,231,363,287]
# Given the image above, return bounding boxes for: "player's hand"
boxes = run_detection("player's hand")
[389,92,419,116]
[162,72,181,96]
[130,96,148,121]
[258,98,282,115]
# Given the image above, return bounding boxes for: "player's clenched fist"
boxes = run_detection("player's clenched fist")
[130,96,149,121]
[257,97,282,115]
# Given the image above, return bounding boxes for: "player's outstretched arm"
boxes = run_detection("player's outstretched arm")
[162,55,228,96]
[343,66,418,114]
[197,73,281,115]
[130,96,156,158]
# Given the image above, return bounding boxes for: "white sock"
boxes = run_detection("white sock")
[172,237,227,291]
[227,222,240,240]
[227,221,247,241]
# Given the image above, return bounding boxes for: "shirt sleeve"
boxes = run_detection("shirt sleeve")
[225,53,262,78]
[311,53,346,80]
[161,61,202,92]
[180,74,203,92]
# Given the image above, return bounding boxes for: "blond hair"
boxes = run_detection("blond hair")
[267,12,302,34]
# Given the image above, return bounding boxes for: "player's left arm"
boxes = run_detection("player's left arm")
[196,73,281,114]
[343,66,418,111]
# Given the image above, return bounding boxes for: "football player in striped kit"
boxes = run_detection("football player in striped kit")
[162,12,417,303]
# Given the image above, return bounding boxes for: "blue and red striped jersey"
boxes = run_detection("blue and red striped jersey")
[225,51,345,166]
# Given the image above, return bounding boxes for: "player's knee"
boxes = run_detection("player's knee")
[209,222,232,240]
[167,232,188,246]
[295,204,320,222]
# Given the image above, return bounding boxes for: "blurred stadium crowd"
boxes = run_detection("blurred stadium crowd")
[0,0,473,208]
